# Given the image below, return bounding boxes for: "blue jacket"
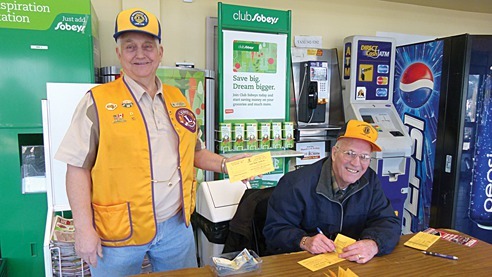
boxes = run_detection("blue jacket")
[263,157,401,255]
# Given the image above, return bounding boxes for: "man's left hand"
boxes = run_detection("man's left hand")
[338,239,378,264]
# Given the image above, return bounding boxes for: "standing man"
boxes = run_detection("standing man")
[56,8,246,276]
[263,119,401,263]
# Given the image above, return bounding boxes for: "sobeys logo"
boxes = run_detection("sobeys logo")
[53,15,87,33]
[54,21,85,32]
[233,10,279,25]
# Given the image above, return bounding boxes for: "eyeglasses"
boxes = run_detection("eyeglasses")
[338,149,372,164]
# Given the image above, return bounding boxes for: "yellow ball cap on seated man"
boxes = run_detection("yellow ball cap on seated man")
[337,119,382,152]
[113,8,161,43]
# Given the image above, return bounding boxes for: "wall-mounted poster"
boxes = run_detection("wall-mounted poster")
[222,30,287,120]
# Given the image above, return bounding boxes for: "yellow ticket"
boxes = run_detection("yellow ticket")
[334,234,356,254]
[226,152,275,182]
[298,252,344,272]
[404,231,440,250]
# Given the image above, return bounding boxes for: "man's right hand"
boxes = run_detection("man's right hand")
[300,234,336,254]
[75,228,103,267]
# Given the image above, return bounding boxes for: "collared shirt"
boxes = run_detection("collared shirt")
[331,174,347,202]
[55,75,205,223]
[317,159,360,203]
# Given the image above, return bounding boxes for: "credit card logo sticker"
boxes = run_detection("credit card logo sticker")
[376,88,388,97]
[377,76,388,85]
[378,64,389,74]
[356,87,366,100]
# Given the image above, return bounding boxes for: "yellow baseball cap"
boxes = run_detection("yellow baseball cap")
[337,119,382,152]
[113,8,161,42]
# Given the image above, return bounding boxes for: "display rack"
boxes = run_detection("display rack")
[42,83,96,277]
[215,4,295,187]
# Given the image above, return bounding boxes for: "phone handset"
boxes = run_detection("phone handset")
[298,61,327,123]
[307,82,318,109]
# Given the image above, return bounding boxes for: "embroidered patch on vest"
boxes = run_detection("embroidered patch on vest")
[175,108,196,133]
[113,113,126,123]
[122,100,133,108]
[106,103,117,111]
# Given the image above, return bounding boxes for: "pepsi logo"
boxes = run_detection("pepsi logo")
[399,62,434,108]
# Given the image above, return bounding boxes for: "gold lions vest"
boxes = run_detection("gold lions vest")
[90,78,197,247]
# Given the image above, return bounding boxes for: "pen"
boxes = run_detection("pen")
[317,227,336,253]
[421,251,458,260]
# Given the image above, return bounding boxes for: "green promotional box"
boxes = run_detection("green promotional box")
[233,123,245,151]
[271,122,283,149]
[260,122,271,149]
[219,123,232,152]
[246,122,258,150]
[283,122,294,148]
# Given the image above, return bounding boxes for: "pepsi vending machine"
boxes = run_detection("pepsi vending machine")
[394,34,492,243]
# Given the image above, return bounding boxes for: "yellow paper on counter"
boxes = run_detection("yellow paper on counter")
[334,234,356,254]
[297,252,344,272]
[298,234,358,272]
[338,266,358,277]
[404,231,440,250]
[324,269,337,277]
[226,152,275,182]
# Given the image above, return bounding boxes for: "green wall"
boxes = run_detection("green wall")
[0,1,97,275]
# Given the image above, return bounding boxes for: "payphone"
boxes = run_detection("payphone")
[291,48,344,167]
[298,61,329,123]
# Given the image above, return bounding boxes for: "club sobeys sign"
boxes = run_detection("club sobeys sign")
[232,10,279,25]
[220,3,289,31]
[0,0,91,32]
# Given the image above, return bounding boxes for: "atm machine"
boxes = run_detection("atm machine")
[342,36,412,222]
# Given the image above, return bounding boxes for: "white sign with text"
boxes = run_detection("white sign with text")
[223,30,287,120]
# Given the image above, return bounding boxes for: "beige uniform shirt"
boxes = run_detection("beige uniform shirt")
[55,75,205,223]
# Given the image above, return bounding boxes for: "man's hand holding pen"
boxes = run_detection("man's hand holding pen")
[299,228,336,254]
[301,227,378,264]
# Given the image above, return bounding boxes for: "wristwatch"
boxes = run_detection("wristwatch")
[301,236,308,246]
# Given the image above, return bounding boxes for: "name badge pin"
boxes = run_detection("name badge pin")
[171,102,186,107]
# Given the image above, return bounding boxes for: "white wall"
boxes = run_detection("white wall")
[91,0,492,69]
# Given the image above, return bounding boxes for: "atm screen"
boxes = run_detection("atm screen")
[362,115,374,123]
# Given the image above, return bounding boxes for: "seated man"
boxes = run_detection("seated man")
[263,119,401,263]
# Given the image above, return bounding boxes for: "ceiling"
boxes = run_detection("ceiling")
[381,0,492,14]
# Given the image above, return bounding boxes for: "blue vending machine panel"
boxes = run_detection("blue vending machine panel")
[393,40,443,233]
[394,34,492,243]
